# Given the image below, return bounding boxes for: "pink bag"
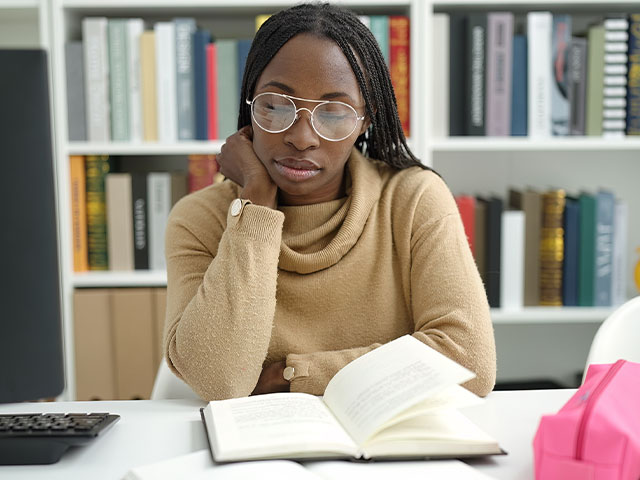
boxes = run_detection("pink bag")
[533,360,640,480]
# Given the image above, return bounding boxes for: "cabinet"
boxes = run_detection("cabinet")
[39,0,638,398]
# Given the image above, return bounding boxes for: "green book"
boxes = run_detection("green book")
[86,155,111,270]
[585,25,605,136]
[216,39,239,139]
[369,15,389,67]
[578,193,596,306]
[108,19,130,141]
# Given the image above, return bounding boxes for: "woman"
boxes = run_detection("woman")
[164,3,496,400]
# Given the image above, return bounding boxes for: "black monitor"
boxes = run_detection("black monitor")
[0,49,65,402]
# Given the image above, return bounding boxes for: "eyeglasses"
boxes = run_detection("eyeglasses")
[246,92,365,142]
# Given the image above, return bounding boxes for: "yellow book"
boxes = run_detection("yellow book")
[255,14,270,32]
[539,189,566,306]
[69,155,89,272]
[140,31,158,142]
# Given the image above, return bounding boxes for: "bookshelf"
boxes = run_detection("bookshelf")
[37,0,639,398]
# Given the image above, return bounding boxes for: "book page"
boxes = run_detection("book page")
[323,335,475,445]
[204,393,358,462]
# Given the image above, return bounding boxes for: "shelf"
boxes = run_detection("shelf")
[66,141,224,156]
[73,271,167,288]
[491,306,614,324]
[431,137,640,152]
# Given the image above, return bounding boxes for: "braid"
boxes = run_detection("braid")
[239,2,427,171]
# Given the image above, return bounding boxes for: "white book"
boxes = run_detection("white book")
[127,19,144,143]
[432,13,449,138]
[154,22,177,142]
[201,336,501,463]
[82,17,110,142]
[358,15,371,29]
[500,210,525,310]
[174,18,196,141]
[106,173,134,271]
[147,172,171,271]
[527,12,552,138]
[611,201,628,306]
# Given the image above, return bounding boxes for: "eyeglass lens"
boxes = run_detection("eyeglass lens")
[251,93,359,140]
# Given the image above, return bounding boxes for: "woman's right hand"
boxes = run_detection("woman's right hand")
[217,125,277,208]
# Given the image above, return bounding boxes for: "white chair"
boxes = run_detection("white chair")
[150,360,202,400]
[583,295,640,382]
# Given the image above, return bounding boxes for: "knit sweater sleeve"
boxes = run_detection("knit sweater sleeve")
[164,192,284,400]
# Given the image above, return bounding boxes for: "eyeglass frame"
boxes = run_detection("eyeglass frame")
[246,92,366,142]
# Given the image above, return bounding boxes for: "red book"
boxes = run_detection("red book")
[206,43,219,140]
[188,154,218,193]
[389,15,410,137]
[455,195,476,256]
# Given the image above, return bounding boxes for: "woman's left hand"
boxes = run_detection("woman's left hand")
[251,360,290,395]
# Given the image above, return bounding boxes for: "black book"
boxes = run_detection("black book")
[449,14,467,136]
[131,173,149,270]
[478,196,502,307]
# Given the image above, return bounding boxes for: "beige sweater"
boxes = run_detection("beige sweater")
[164,149,496,400]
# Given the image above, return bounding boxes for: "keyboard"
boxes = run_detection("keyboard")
[0,412,120,465]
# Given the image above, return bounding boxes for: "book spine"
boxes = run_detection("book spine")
[432,14,449,138]
[449,14,467,136]
[216,39,239,139]
[578,193,596,306]
[193,29,210,141]
[389,15,411,137]
[611,201,628,306]
[237,39,252,98]
[127,19,144,143]
[155,22,177,142]
[627,14,640,135]
[562,198,579,306]
[108,19,130,142]
[147,172,171,271]
[369,15,390,67]
[140,31,158,142]
[106,173,134,271]
[82,17,110,142]
[175,18,197,141]
[206,43,219,140]
[551,14,572,136]
[170,173,188,207]
[586,26,605,136]
[474,199,488,285]
[568,37,588,135]
[539,190,565,306]
[466,14,486,136]
[69,155,89,272]
[511,35,528,136]
[131,173,149,270]
[188,154,217,193]
[603,16,629,136]
[500,210,525,309]
[85,154,111,270]
[594,191,615,306]
[486,12,513,136]
[486,197,503,308]
[527,12,552,138]
[455,195,475,256]
[65,42,87,141]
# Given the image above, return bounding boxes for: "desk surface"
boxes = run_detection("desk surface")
[0,389,574,479]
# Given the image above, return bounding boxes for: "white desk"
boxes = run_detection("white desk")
[0,389,574,480]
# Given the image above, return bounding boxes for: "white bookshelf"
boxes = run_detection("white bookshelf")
[40,0,639,398]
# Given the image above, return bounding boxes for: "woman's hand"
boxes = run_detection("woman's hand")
[217,126,277,208]
[251,360,290,396]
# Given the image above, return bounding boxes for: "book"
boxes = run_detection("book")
[237,38,253,99]
[455,195,476,256]
[527,12,552,137]
[449,14,467,136]
[484,196,503,308]
[216,39,239,139]
[65,42,87,141]
[152,288,167,368]
[155,22,177,142]
[627,14,640,135]
[551,15,571,136]
[126,19,144,143]
[432,13,449,138]
[562,197,579,306]
[466,14,486,136]
[567,37,588,135]
[69,155,89,272]
[82,17,111,142]
[500,210,525,309]
[594,190,615,306]
[147,172,172,271]
[602,16,629,137]
[106,173,134,271]
[510,35,528,136]
[485,12,513,136]
[369,15,390,67]
[140,31,158,142]
[131,173,149,270]
[611,201,628,306]
[188,154,218,193]
[201,335,501,463]
[578,193,596,306]
[193,29,211,141]
[585,26,605,136]
[539,190,566,306]
[474,198,488,285]
[206,42,219,140]
[389,15,411,137]
[174,18,197,141]
[85,154,111,270]
[108,19,130,142]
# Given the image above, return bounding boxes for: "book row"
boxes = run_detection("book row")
[67,14,410,144]
[456,189,628,309]
[437,12,640,137]
[70,154,220,272]
[73,288,167,400]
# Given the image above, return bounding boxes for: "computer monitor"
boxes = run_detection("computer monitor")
[0,49,65,402]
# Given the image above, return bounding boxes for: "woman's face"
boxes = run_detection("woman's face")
[251,33,368,206]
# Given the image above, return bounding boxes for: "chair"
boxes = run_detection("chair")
[583,295,640,382]
[150,360,202,400]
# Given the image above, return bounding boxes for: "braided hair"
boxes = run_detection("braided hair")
[238,2,426,170]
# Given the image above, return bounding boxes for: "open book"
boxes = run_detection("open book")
[201,335,502,463]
